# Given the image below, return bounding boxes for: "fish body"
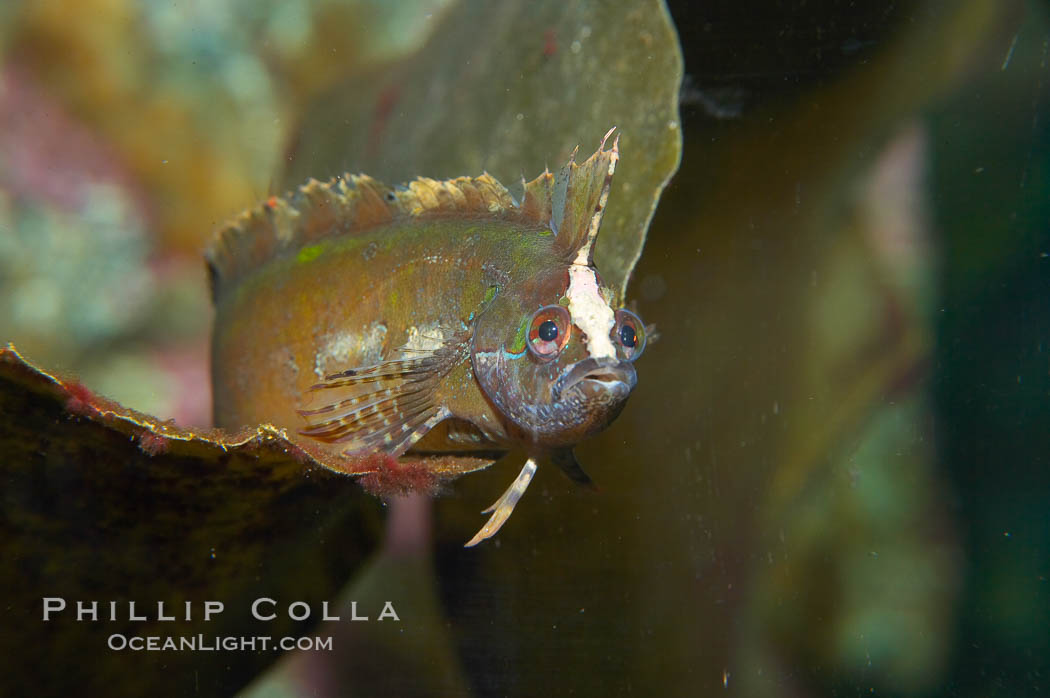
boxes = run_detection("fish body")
[208,130,646,544]
[212,217,528,448]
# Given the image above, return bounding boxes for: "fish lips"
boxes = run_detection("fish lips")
[555,357,637,404]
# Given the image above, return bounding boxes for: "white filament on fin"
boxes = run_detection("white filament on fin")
[574,127,619,267]
[563,127,618,360]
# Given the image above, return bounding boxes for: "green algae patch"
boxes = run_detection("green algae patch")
[296,242,325,264]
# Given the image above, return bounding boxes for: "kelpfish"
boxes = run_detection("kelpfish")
[208,129,646,546]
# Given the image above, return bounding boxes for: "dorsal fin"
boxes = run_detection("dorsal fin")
[206,129,620,300]
[523,127,619,265]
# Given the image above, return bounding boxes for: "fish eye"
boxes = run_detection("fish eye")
[619,324,636,347]
[612,308,646,361]
[528,305,571,361]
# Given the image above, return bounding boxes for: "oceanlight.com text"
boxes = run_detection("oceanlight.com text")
[106,633,333,652]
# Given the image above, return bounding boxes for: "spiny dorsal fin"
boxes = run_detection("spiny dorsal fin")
[206,129,620,299]
[523,127,619,265]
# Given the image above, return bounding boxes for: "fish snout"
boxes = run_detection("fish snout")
[557,357,637,402]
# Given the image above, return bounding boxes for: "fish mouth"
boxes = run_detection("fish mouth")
[556,357,637,402]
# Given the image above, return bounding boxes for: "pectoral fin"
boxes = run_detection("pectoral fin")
[298,330,468,457]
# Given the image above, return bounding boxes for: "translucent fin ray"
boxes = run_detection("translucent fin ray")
[297,330,469,455]
[464,458,538,547]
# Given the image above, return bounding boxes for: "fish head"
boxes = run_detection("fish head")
[471,263,645,449]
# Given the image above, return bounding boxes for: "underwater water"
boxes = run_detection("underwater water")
[0,1,1047,696]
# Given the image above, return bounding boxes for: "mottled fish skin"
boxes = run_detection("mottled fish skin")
[208,129,647,545]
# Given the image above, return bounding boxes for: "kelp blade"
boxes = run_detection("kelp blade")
[284,0,683,303]
[0,346,382,696]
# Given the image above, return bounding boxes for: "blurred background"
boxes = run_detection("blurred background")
[0,0,450,425]
[0,0,1047,696]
